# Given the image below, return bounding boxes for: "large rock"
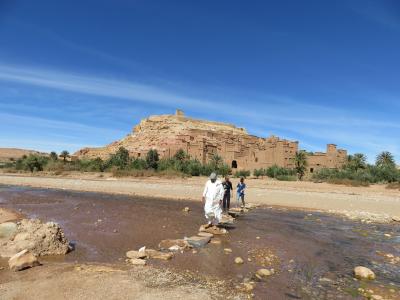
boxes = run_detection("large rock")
[354,266,375,280]
[8,249,40,271]
[158,239,190,251]
[0,222,17,239]
[0,219,69,258]
[185,236,211,248]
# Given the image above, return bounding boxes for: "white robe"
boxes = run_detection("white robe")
[202,179,224,224]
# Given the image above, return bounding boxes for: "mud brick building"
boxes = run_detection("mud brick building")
[75,110,347,172]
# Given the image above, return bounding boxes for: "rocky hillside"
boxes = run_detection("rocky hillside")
[74,112,249,160]
[0,148,48,162]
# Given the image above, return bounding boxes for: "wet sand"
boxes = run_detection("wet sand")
[1,185,399,299]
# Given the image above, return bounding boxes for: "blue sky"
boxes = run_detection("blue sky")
[0,0,399,163]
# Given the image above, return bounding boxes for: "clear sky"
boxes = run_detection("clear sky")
[0,0,399,163]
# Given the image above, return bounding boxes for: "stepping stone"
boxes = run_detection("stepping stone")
[129,258,146,265]
[126,250,146,259]
[198,232,213,238]
[159,239,190,251]
[199,226,228,235]
[145,249,174,260]
[185,236,211,248]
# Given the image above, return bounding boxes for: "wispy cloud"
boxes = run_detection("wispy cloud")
[0,63,398,162]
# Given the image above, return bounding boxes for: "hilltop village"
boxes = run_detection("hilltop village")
[75,110,347,174]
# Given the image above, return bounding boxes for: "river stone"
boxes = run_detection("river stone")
[145,249,174,260]
[354,266,375,280]
[197,232,213,238]
[199,225,228,235]
[158,239,190,251]
[126,250,146,259]
[220,214,235,225]
[255,268,272,279]
[129,258,146,265]
[392,216,400,222]
[224,248,232,253]
[0,222,17,239]
[8,249,40,271]
[235,257,244,264]
[185,236,211,248]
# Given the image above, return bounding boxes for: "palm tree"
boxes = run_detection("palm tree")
[294,151,308,180]
[376,151,395,168]
[60,150,70,162]
[347,153,367,171]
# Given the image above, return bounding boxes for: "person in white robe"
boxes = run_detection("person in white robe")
[202,172,224,226]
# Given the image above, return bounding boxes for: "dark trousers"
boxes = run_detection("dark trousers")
[223,193,231,211]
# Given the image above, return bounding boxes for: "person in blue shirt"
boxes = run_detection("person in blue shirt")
[236,177,246,208]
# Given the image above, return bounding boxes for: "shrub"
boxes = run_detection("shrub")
[106,147,130,169]
[253,168,264,178]
[266,165,296,178]
[146,149,159,170]
[234,170,251,178]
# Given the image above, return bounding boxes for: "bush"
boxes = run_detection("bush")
[146,149,159,170]
[234,170,251,178]
[130,158,148,170]
[266,165,296,178]
[253,168,264,178]
[312,165,400,185]
[106,147,130,170]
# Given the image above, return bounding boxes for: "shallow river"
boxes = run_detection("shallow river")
[0,185,399,299]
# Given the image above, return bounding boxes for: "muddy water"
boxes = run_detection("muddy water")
[1,185,399,299]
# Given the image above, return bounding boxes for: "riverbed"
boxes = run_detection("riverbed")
[0,185,399,299]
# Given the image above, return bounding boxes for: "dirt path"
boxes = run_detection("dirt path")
[1,173,399,218]
[0,263,226,300]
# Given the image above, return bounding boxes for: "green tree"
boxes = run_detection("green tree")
[25,155,45,172]
[49,151,58,161]
[174,149,189,162]
[294,151,308,180]
[107,147,130,169]
[60,150,70,162]
[146,149,159,169]
[376,151,396,168]
[210,154,223,169]
[346,153,367,171]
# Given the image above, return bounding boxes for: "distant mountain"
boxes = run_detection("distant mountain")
[0,148,48,162]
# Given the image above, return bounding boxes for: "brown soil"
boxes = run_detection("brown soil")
[0,263,225,300]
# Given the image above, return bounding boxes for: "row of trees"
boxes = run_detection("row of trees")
[312,151,399,184]
[7,148,399,184]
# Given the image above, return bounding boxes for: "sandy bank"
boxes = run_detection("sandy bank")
[0,173,399,219]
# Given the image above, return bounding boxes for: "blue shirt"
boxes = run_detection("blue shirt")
[237,183,246,195]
